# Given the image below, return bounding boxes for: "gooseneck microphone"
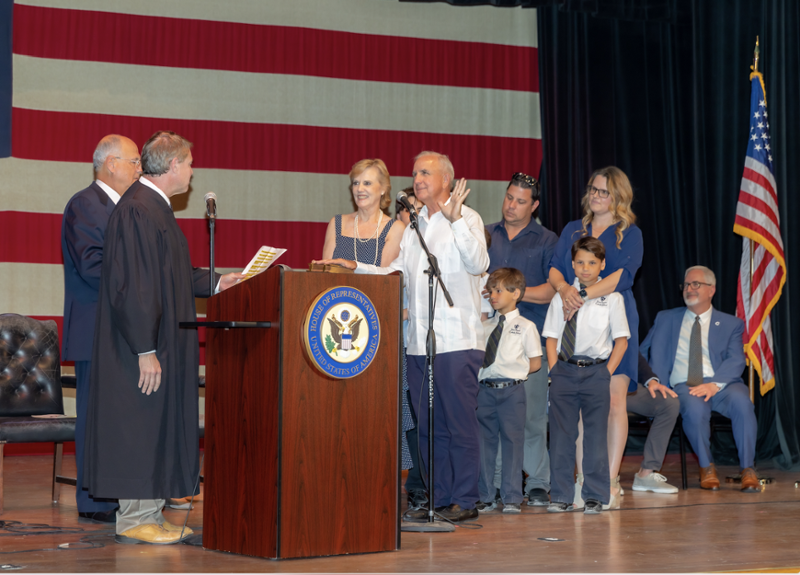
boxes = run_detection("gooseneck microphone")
[396,190,417,217]
[204,191,217,219]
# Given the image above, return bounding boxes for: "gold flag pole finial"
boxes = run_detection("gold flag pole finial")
[751,36,760,73]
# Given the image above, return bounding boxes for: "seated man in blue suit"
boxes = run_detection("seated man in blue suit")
[640,265,759,493]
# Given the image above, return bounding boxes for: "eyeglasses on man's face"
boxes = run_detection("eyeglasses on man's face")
[680,281,712,291]
[511,172,538,188]
[115,156,141,167]
[586,185,610,198]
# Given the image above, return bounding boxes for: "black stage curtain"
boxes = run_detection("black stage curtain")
[536,0,799,467]
[404,0,799,468]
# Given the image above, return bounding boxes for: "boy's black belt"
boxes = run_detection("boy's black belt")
[562,357,607,367]
[480,379,525,389]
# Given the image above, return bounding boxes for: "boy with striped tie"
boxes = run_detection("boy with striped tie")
[476,268,542,514]
[543,237,629,514]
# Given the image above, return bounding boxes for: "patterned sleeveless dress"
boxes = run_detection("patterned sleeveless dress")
[331,213,392,264]
[331,214,414,470]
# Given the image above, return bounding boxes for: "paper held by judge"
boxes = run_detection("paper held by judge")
[241,246,286,280]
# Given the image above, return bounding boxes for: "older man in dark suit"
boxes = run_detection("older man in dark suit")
[61,134,142,522]
[640,265,759,492]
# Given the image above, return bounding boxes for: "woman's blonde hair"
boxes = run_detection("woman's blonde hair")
[579,166,636,248]
[349,158,392,212]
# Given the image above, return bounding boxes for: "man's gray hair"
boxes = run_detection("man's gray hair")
[415,150,455,190]
[685,265,716,286]
[141,131,193,176]
[92,135,123,172]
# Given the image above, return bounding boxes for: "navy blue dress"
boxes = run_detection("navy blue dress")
[332,213,392,265]
[331,214,414,470]
[549,220,643,389]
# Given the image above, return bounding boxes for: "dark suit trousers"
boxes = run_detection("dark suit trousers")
[75,361,117,513]
[407,351,482,510]
[549,360,611,505]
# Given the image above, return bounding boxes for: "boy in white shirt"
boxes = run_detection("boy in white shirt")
[476,268,542,514]
[543,237,629,514]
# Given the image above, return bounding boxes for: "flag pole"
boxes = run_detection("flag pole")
[742,36,771,487]
[747,36,759,404]
[748,238,755,403]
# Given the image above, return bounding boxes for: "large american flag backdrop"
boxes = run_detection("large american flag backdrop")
[0,0,541,366]
[734,71,785,396]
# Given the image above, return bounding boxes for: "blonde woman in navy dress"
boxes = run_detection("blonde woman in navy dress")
[322,158,405,266]
[321,158,411,468]
[548,166,642,509]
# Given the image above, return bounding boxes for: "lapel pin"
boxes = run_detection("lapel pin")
[715,321,720,326]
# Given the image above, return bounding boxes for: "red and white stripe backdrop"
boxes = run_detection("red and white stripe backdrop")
[0,0,541,365]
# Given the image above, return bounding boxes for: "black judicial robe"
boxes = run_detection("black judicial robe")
[84,181,217,499]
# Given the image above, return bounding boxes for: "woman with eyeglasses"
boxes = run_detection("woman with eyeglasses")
[548,166,643,510]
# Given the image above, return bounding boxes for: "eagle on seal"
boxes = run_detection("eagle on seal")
[327,313,364,351]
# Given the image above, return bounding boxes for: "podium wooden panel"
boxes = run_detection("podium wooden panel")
[202,266,401,559]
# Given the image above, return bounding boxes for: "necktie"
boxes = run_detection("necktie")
[482,314,505,368]
[559,284,586,361]
[686,315,703,387]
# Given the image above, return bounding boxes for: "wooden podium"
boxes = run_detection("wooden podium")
[201,266,401,559]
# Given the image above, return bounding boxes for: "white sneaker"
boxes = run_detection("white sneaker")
[632,472,679,494]
[573,474,584,509]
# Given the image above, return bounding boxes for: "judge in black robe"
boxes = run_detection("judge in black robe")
[85,131,242,545]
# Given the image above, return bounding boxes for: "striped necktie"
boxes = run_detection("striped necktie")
[686,315,703,387]
[559,284,586,361]
[482,314,505,368]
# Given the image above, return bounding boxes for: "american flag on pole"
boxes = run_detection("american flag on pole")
[734,69,786,396]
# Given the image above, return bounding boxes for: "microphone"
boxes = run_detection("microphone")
[396,190,417,218]
[204,192,217,219]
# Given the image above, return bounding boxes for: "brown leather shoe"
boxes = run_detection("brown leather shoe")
[699,463,720,490]
[740,467,761,493]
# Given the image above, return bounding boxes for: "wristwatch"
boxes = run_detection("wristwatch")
[579,288,588,300]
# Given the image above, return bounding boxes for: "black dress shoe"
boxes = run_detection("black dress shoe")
[78,509,118,523]
[403,507,431,522]
[439,504,478,523]
[407,489,429,510]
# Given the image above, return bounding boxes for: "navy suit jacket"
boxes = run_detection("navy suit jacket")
[640,307,746,389]
[61,182,116,361]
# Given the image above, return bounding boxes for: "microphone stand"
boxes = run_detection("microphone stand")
[400,208,455,533]
[207,205,216,295]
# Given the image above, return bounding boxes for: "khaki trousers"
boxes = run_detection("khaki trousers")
[116,499,166,534]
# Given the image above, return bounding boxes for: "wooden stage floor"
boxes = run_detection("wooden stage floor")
[1,453,799,573]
